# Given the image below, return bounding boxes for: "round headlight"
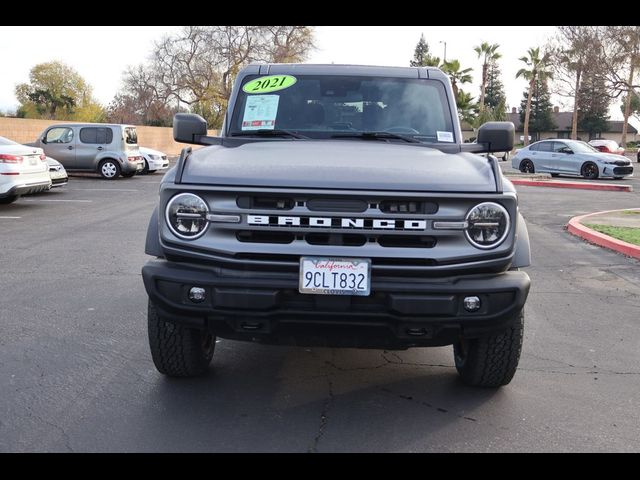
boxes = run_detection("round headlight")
[465,202,510,249]
[166,193,209,240]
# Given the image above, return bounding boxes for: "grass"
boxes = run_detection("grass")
[585,224,640,246]
[621,210,640,215]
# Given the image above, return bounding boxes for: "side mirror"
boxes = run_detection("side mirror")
[41,136,47,145]
[477,121,514,153]
[173,113,208,144]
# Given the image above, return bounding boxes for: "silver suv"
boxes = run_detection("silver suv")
[34,123,144,179]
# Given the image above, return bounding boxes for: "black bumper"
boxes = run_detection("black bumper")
[142,259,530,349]
[0,181,51,199]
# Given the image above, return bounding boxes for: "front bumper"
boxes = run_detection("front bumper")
[142,258,530,348]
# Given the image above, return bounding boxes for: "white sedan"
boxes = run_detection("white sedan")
[139,146,170,174]
[0,136,51,204]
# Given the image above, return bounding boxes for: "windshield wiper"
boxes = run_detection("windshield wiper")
[330,131,423,144]
[230,129,309,139]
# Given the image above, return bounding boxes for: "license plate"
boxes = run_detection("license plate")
[299,257,371,296]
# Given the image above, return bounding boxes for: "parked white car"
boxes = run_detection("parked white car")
[46,157,68,187]
[0,136,51,204]
[139,146,169,174]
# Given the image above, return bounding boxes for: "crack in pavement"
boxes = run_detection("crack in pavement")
[379,387,478,423]
[308,374,334,453]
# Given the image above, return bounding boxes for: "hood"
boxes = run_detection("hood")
[140,146,165,156]
[181,140,498,192]
[584,152,631,164]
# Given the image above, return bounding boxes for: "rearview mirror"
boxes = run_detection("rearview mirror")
[173,113,208,144]
[477,121,514,153]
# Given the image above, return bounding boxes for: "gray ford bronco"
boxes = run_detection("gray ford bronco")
[142,63,531,387]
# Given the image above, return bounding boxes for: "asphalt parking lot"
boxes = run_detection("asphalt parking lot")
[1,167,639,452]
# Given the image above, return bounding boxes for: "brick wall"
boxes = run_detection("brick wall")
[0,117,218,156]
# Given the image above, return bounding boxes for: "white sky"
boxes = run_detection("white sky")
[0,25,627,122]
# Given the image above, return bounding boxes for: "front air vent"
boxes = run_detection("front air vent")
[236,196,295,210]
[378,235,437,248]
[306,198,368,212]
[236,231,294,244]
[379,200,438,214]
[305,233,367,247]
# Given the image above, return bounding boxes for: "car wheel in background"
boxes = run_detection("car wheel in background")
[551,173,559,177]
[502,152,509,162]
[0,195,18,204]
[121,171,136,178]
[519,159,535,174]
[453,309,524,388]
[141,159,150,175]
[581,162,599,180]
[99,159,121,180]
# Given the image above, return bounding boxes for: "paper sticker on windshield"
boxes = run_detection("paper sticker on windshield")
[242,95,279,130]
[437,131,454,143]
[243,75,297,94]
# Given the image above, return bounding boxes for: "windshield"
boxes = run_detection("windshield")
[567,140,599,153]
[228,75,455,143]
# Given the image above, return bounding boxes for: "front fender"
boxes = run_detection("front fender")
[145,206,163,257]
[512,211,531,268]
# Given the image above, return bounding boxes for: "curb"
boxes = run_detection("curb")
[511,179,632,192]
[566,209,640,260]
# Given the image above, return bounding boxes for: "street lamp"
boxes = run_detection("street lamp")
[439,41,447,62]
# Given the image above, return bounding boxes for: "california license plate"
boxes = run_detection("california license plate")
[299,257,371,296]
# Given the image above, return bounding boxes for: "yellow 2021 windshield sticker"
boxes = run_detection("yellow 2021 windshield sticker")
[243,75,297,94]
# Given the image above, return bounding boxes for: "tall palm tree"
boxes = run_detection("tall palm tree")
[516,47,553,146]
[441,59,473,99]
[474,42,501,111]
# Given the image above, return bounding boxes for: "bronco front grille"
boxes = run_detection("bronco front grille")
[161,187,518,271]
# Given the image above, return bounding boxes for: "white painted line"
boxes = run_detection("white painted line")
[23,199,93,203]
[70,188,139,192]
[0,216,21,219]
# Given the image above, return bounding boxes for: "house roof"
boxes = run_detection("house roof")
[505,111,637,134]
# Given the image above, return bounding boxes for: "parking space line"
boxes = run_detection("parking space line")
[23,199,93,203]
[0,216,21,219]
[70,188,139,192]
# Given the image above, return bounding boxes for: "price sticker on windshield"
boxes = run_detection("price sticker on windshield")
[243,75,297,94]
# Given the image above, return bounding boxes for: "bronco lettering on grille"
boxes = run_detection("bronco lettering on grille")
[247,215,427,230]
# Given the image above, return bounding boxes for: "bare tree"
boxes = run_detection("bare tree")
[599,26,640,146]
[549,26,600,140]
[148,26,315,128]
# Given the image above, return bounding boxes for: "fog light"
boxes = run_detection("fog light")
[463,296,481,312]
[188,287,206,303]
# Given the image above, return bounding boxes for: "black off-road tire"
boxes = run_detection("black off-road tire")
[453,309,524,388]
[148,300,215,377]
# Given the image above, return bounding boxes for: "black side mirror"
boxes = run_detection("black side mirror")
[477,121,515,153]
[41,136,47,144]
[173,113,208,144]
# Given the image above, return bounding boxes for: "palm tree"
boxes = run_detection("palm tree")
[516,47,553,146]
[474,42,501,111]
[441,59,473,99]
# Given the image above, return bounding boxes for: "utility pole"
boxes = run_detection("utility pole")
[440,41,447,62]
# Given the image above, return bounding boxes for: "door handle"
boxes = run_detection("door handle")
[67,146,73,150]
[97,146,103,151]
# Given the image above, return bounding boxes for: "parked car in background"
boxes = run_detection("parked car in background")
[0,136,51,204]
[139,146,169,174]
[46,157,68,187]
[588,139,625,155]
[33,123,144,180]
[512,139,634,179]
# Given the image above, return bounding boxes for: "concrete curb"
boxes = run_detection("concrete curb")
[511,179,633,192]
[566,209,640,260]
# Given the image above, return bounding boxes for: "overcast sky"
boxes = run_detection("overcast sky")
[0,25,627,122]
